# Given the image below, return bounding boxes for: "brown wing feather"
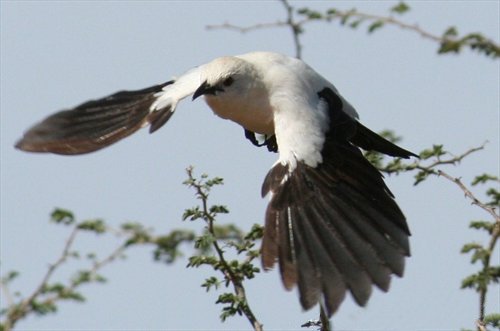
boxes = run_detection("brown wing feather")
[15,81,173,155]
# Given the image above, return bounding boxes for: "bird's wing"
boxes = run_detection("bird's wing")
[261,86,412,316]
[15,67,202,155]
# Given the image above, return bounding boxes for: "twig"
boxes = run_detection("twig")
[421,144,487,172]
[319,305,331,331]
[206,0,304,59]
[206,3,499,58]
[379,142,487,178]
[477,319,487,331]
[5,227,79,326]
[436,169,499,328]
[2,224,132,330]
[187,168,263,331]
[280,0,302,59]
[437,170,499,223]
[0,278,15,308]
[0,279,15,331]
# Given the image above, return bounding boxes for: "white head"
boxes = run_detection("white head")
[192,56,273,135]
[192,56,262,101]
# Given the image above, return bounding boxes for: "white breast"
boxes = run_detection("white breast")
[204,90,275,135]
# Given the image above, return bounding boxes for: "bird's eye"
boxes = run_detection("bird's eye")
[223,77,234,87]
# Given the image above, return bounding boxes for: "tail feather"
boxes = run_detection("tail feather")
[294,207,347,313]
[15,81,172,155]
[261,139,411,316]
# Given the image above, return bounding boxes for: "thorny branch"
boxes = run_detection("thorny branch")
[3,227,79,329]
[437,170,499,223]
[207,0,303,58]
[437,169,499,327]
[1,224,129,331]
[396,142,499,329]
[376,142,488,180]
[207,1,499,59]
[185,167,263,331]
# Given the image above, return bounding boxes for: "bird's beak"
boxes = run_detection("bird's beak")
[192,81,222,100]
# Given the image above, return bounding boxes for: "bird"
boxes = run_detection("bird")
[16,51,417,316]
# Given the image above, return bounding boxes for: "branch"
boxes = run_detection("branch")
[206,0,304,58]
[417,144,487,173]
[375,142,488,185]
[185,167,263,331]
[280,0,302,59]
[437,170,499,223]
[206,2,500,59]
[437,169,499,329]
[319,305,331,331]
[4,227,79,327]
[1,217,136,331]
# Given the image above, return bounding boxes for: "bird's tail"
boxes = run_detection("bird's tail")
[261,139,411,316]
[15,81,172,155]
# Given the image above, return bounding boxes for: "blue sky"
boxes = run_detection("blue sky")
[1,1,499,330]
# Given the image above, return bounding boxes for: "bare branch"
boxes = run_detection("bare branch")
[437,170,499,223]
[206,0,304,59]
[280,0,302,59]
[206,21,289,33]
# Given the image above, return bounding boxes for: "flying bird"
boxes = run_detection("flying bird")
[16,51,417,316]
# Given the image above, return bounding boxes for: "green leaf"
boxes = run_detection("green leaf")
[486,187,500,206]
[209,205,229,215]
[1,270,19,284]
[31,300,57,316]
[485,313,500,327]
[77,219,106,234]
[469,220,495,233]
[413,170,432,186]
[461,242,482,254]
[368,20,384,33]
[326,8,337,16]
[206,177,224,187]
[216,292,237,304]
[186,255,218,268]
[443,26,458,38]
[419,144,445,159]
[438,40,461,54]
[472,173,499,186]
[296,7,325,20]
[244,224,263,241]
[60,289,86,302]
[390,2,410,14]
[350,19,363,29]
[461,267,500,291]
[183,207,202,221]
[201,276,220,292]
[195,233,216,250]
[153,230,196,264]
[51,208,75,225]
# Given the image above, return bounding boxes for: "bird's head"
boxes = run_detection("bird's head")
[192,56,261,101]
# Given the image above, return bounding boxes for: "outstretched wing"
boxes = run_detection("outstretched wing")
[261,87,414,316]
[15,82,174,155]
[16,66,203,155]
